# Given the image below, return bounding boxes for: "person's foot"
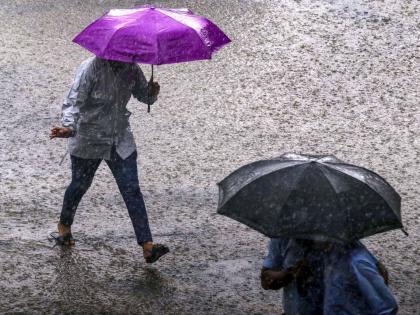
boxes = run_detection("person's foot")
[54,223,75,246]
[142,242,169,263]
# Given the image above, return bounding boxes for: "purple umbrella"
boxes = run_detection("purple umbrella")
[73,7,231,112]
[74,7,230,112]
[74,7,231,65]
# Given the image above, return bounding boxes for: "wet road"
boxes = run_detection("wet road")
[0,0,419,314]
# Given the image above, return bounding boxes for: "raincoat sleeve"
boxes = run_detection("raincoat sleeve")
[132,65,157,105]
[61,60,94,132]
[351,248,398,315]
[263,238,289,269]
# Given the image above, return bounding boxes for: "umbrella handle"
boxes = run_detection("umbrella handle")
[147,64,154,113]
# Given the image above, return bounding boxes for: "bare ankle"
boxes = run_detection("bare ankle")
[57,223,71,235]
[142,242,154,253]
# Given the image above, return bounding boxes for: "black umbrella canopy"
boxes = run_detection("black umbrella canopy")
[217,153,404,242]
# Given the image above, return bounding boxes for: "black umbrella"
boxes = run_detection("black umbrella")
[217,153,406,242]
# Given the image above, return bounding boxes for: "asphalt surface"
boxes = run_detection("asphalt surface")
[0,0,418,314]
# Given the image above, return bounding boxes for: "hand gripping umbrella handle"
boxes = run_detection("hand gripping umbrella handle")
[147,65,154,113]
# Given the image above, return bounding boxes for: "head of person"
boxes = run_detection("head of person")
[107,59,129,71]
[296,239,334,252]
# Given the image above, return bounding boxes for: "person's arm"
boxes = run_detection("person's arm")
[51,60,93,139]
[62,61,93,132]
[261,262,304,290]
[351,253,398,315]
[132,65,159,105]
[376,260,389,286]
[261,238,296,290]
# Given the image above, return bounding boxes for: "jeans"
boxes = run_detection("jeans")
[60,147,152,244]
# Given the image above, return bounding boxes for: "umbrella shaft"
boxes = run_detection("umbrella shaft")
[151,64,154,82]
[147,64,154,114]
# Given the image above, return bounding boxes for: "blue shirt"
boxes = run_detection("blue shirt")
[263,239,398,315]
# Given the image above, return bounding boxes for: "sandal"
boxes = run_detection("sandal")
[48,232,76,246]
[144,244,169,263]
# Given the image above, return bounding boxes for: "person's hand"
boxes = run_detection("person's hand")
[148,80,160,97]
[294,259,314,297]
[261,268,294,290]
[289,259,306,274]
[261,268,277,290]
[376,260,389,285]
[50,126,73,139]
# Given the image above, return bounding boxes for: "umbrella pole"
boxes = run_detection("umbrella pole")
[147,64,154,113]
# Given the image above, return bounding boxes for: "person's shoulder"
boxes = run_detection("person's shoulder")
[270,238,291,248]
[79,56,95,68]
[349,243,378,272]
[73,56,95,75]
[82,56,95,64]
[130,62,143,73]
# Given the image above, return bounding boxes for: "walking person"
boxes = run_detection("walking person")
[217,153,405,314]
[261,238,398,315]
[50,56,169,263]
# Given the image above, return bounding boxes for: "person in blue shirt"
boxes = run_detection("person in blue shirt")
[261,238,398,315]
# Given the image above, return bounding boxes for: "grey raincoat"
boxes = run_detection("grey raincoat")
[61,57,157,160]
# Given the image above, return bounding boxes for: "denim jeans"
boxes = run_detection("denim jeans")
[60,147,152,244]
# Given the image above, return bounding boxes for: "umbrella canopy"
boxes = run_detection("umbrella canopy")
[217,153,404,242]
[73,7,231,65]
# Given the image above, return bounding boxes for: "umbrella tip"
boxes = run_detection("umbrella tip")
[401,228,409,236]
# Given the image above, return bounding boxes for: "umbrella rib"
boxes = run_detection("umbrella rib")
[325,164,401,219]
[318,164,352,239]
[222,210,344,242]
[99,22,132,58]
[217,162,306,209]
[154,9,214,58]
[327,163,400,200]
[152,10,160,65]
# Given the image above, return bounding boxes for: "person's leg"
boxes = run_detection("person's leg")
[107,149,169,263]
[58,155,102,240]
[106,149,169,263]
[105,150,153,245]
